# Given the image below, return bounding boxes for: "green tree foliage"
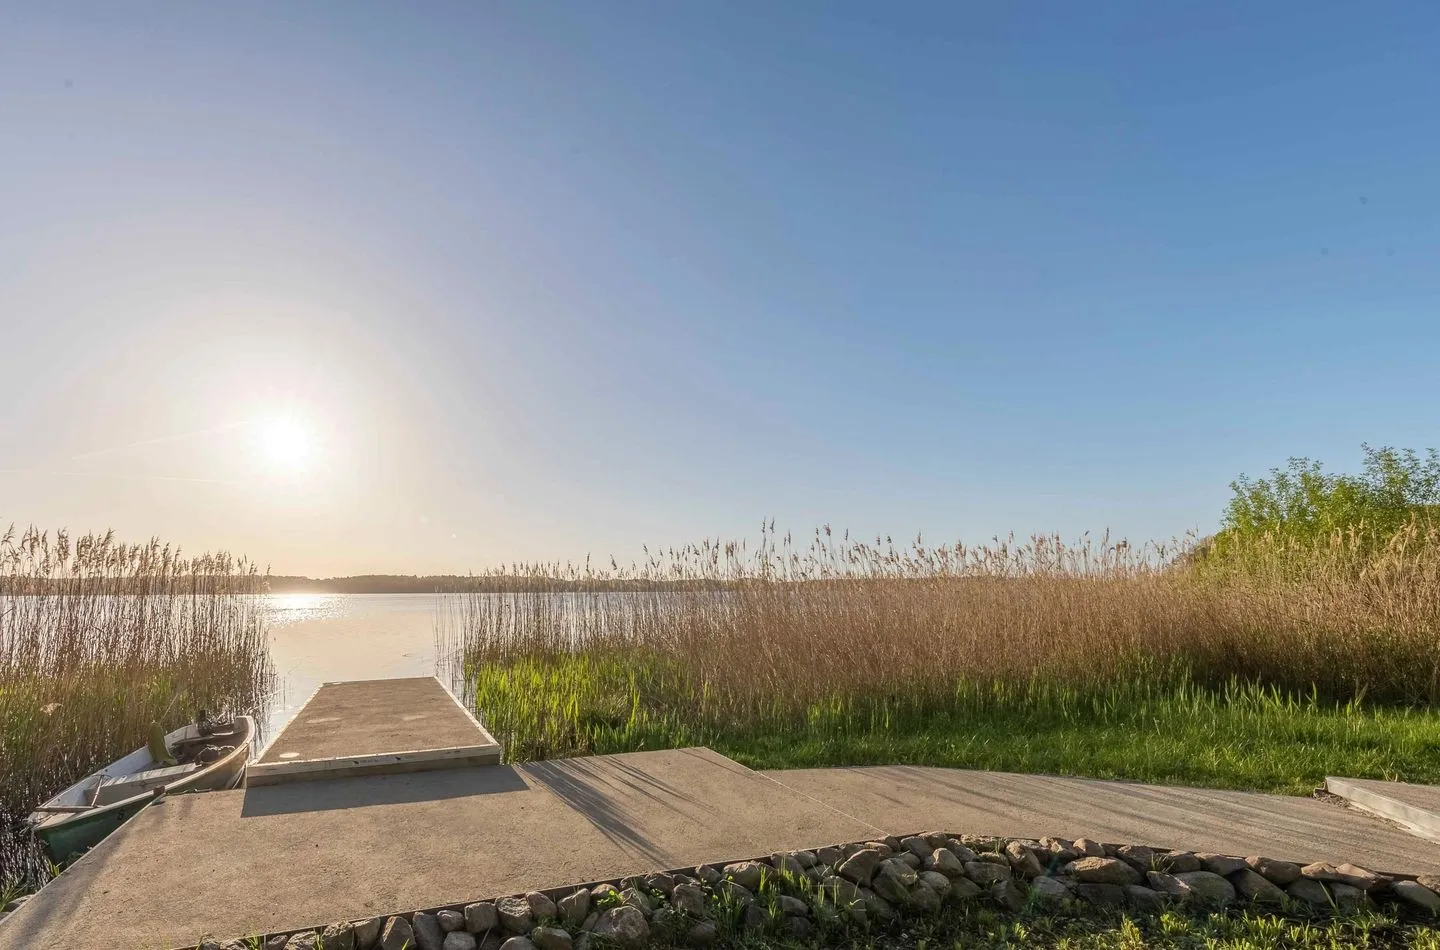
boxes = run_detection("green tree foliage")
[1222,444,1440,542]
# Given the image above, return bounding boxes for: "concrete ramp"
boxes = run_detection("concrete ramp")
[0,748,876,950]
[1325,776,1440,844]
[765,765,1440,876]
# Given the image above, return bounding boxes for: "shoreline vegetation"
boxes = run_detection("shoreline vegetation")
[0,527,272,893]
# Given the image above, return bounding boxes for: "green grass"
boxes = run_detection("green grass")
[758,904,1440,949]
[467,653,1440,794]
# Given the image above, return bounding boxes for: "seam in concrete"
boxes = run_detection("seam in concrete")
[1325,777,1440,845]
[755,767,888,838]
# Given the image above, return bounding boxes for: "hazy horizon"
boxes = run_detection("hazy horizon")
[4,3,1438,576]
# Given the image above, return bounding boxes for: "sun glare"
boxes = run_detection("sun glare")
[258,416,312,473]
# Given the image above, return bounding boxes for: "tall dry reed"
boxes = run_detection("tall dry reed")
[0,525,272,889]
[457,521,1440,747]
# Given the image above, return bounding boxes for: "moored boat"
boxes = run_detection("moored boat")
[27,713,253,862]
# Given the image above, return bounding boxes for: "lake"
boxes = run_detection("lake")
[261,593,468,740]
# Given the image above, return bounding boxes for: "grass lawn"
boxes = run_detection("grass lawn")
[769,905,1440,949]
[469,655,1440,795]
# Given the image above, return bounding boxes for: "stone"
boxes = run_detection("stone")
[444,935,478,950]
[1286,878,1332,906]
[975,852,1010,867]
[355,918,384,949]
[498,939,535,950]
[907,878,942,913]
[815,846,844,867]
[838,848,883,885]
[1075,883,1128,905]
[1115,845,1154,872]
[694,865,722,886]
[860,888,895,921]
[497,898,533,933]
[524,893,557,921]
[964,861,1011,886]
[1030,876,1072,904]
[1334,863,1386,891]
[864,840,895,856]
[1073,838,1106,858]
[646,873,680,895]
[580,913,599,933]
[794,850,818,868]
[1418,874,1440,892]
[896,851,922,870]
[557,890,590,928]
[918,870,952,898]
[267,937,288,950]
[1005,841,1045,878]
[990,879,1027,912]
[1174,871,1235,905]
[1197,854,1248,877]
[380,918,414,950]
[1391,880,1440,915]
[1244,856,1301,886]
[948,877,983,901]
[619,888,653,916]
[590,884,618,902]
[883,835,904,852]
[872,859,917,903]
[946,842,979,863]
[571,937,590,950]
[900,835,932,858]
[1330,882,1367,910]
[651,907,681,935]
[1040,837,1079,864]
[1146,871,1195,902]
[479,935,505,950]
[1155,851,1202,874]
[821,874,861,904]
[724,861,768,891]
[685,920,718,947]
[530,927,571,950]
[591,906,650,948]
[1126,885,1167,911]
[1067,856,1141,886]
[286,933,320,950]
[715,880,755,905]
[740,903,767,934]
[413,912,444,950]
[925,848,965,877]
[770,852,805,878]
[1230,869,1285,903]
[322,922,358,950]
[671,883,706,917]
[436,911,464,933]
[776,895,808,916]
[781,916,813,939]
[464,902,499,934]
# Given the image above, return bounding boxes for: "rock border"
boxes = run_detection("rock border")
[192,832,1440,950]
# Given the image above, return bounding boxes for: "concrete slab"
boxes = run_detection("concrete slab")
[1325,776,1440,844]
[765,765,1440,876]
[0,748,876,950]
[249,677,501,785]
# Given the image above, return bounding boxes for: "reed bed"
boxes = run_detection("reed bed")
[0,526,272,891]
[457,522,1440,789]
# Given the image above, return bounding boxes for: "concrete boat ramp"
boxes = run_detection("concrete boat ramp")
[4,678,1440,950]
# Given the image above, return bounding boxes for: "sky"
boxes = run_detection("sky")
[2,2,1438,576]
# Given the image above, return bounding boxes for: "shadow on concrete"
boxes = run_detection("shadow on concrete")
[521,758,669,863]
[240,765,528,816]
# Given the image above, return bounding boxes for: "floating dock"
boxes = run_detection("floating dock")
[247,676,502,786]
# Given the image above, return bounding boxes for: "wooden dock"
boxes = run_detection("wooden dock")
[247,677,502,786]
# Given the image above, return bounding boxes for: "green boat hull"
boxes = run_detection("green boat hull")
[34,797,152,864]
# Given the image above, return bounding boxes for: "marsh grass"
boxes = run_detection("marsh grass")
[0,526,272,890]
[458,523,1440,789]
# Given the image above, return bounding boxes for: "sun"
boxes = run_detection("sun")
[257,416,312,473]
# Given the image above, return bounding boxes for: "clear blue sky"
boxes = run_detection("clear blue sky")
[2,2,1437,575]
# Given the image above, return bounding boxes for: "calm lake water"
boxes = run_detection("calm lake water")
[260,593,467,741]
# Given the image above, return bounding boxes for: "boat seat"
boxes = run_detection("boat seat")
[92,763,200,807]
